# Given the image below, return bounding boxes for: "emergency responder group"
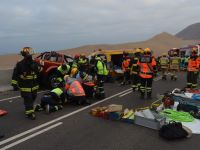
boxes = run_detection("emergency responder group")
[11,46,200,120]
[12,48,108,120]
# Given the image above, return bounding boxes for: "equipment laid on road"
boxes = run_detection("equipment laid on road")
[0,109,7,117]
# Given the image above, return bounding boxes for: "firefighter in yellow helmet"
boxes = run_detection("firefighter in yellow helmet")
[159,53,169,80]
[137,48,156,98]
[187,48,199,88]
[130,48,141,91]
[121,51,131,85]
[94,56,108,99]
[169,51,181,80]
[11,47,42,120]
[78,53,89,72]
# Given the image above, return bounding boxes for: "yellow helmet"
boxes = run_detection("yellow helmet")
[70,68,78,77]
[135,48,141,53]
[192,47,197,53]
[162,53,167,57]
[144,48,151,53]
[20,47,34,57]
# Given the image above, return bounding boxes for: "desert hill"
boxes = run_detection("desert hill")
[0,32,198,69]
[59,32,196,56]
[176,22,200,40]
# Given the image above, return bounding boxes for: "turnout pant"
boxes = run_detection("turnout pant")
[140,77,153,95]
[123,70,130,84]
[97,74,105,96]
[41,95,62,112]
[21,92,37,115]
[131,74,140,90]
[187,71,198,88]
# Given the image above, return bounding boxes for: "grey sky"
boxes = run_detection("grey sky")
[0,0,199,54]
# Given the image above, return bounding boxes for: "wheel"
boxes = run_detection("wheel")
[47,73,59,89]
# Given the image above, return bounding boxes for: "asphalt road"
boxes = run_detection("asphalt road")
[0,73,199,150]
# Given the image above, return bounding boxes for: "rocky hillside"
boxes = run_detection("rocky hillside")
[176,22,200,40]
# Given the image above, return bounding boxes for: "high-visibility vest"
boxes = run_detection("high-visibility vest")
[187,57,199,72]
[122,59,130,71]
[170,57,180,65]
[96,60,108,75]
[130,57,139,74]
[137,56,156,78]
[160,57,169,66]
[51,88,63,97]
[78,58,87,65]
[57,65,70,75]
[69,81,85,96]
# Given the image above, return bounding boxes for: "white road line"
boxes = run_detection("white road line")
[0,88,131,146]
[119,90,132,97]
[0,90,47,102]
[1,122,63,150]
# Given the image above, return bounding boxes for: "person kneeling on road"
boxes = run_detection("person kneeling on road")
[35,82,66,114]
[64,75,88,105]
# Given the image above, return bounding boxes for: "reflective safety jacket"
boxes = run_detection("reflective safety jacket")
[137,55,156,78]
[197,56,200,66]
[50,87,65,103]
[65,80,85,97]
[159,57,169,68]
[57,64,70,75]
[122,58,131,72]
[12,58,40,94]
[187,56,199,72]
[11,66,19,88]
[95,60,108,76]
[130,57,139,75]
[56,64,71,82]
[169,56,180,70]
[170,56,180,65]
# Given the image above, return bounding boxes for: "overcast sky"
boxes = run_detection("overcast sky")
[0,0,199,54]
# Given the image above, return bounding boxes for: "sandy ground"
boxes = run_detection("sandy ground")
[0,32,198,70]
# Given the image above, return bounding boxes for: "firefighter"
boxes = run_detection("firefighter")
[137,48,156,98]
[159,53,169,80]
[35,81,65,113]
[56,64,71,83]
[78,54,89,73]
[169,51,180,80]
[130,48,141,91]
[12,47,42,120]
[121,52,131,85]
[11,66,19,90]
[187,48,199,88]
[70,56,79,78]
[94,56,108,99]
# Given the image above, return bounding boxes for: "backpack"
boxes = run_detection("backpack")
[159,121,190,140]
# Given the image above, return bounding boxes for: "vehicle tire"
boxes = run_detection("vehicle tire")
[47,73,59,89]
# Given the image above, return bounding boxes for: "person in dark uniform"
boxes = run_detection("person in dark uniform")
[12,47,42,120]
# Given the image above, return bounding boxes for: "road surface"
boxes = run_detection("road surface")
[0,73,199,150]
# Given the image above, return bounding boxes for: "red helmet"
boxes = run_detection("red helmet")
[162,94,174,108]
[74,54,80,59]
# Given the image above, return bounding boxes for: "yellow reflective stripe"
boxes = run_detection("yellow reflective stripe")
[11,80,18,84]
[20,75,37,80]
[20,85,39,92]
[25,110,34,114]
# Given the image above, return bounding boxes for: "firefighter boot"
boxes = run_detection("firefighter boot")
[147,92,152,99]
[26,113,36,120]
[174,76,177,81]
[34,104,44,112]
[140,92,145,99]
[171,75,174,81]
[162,75,167,80]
